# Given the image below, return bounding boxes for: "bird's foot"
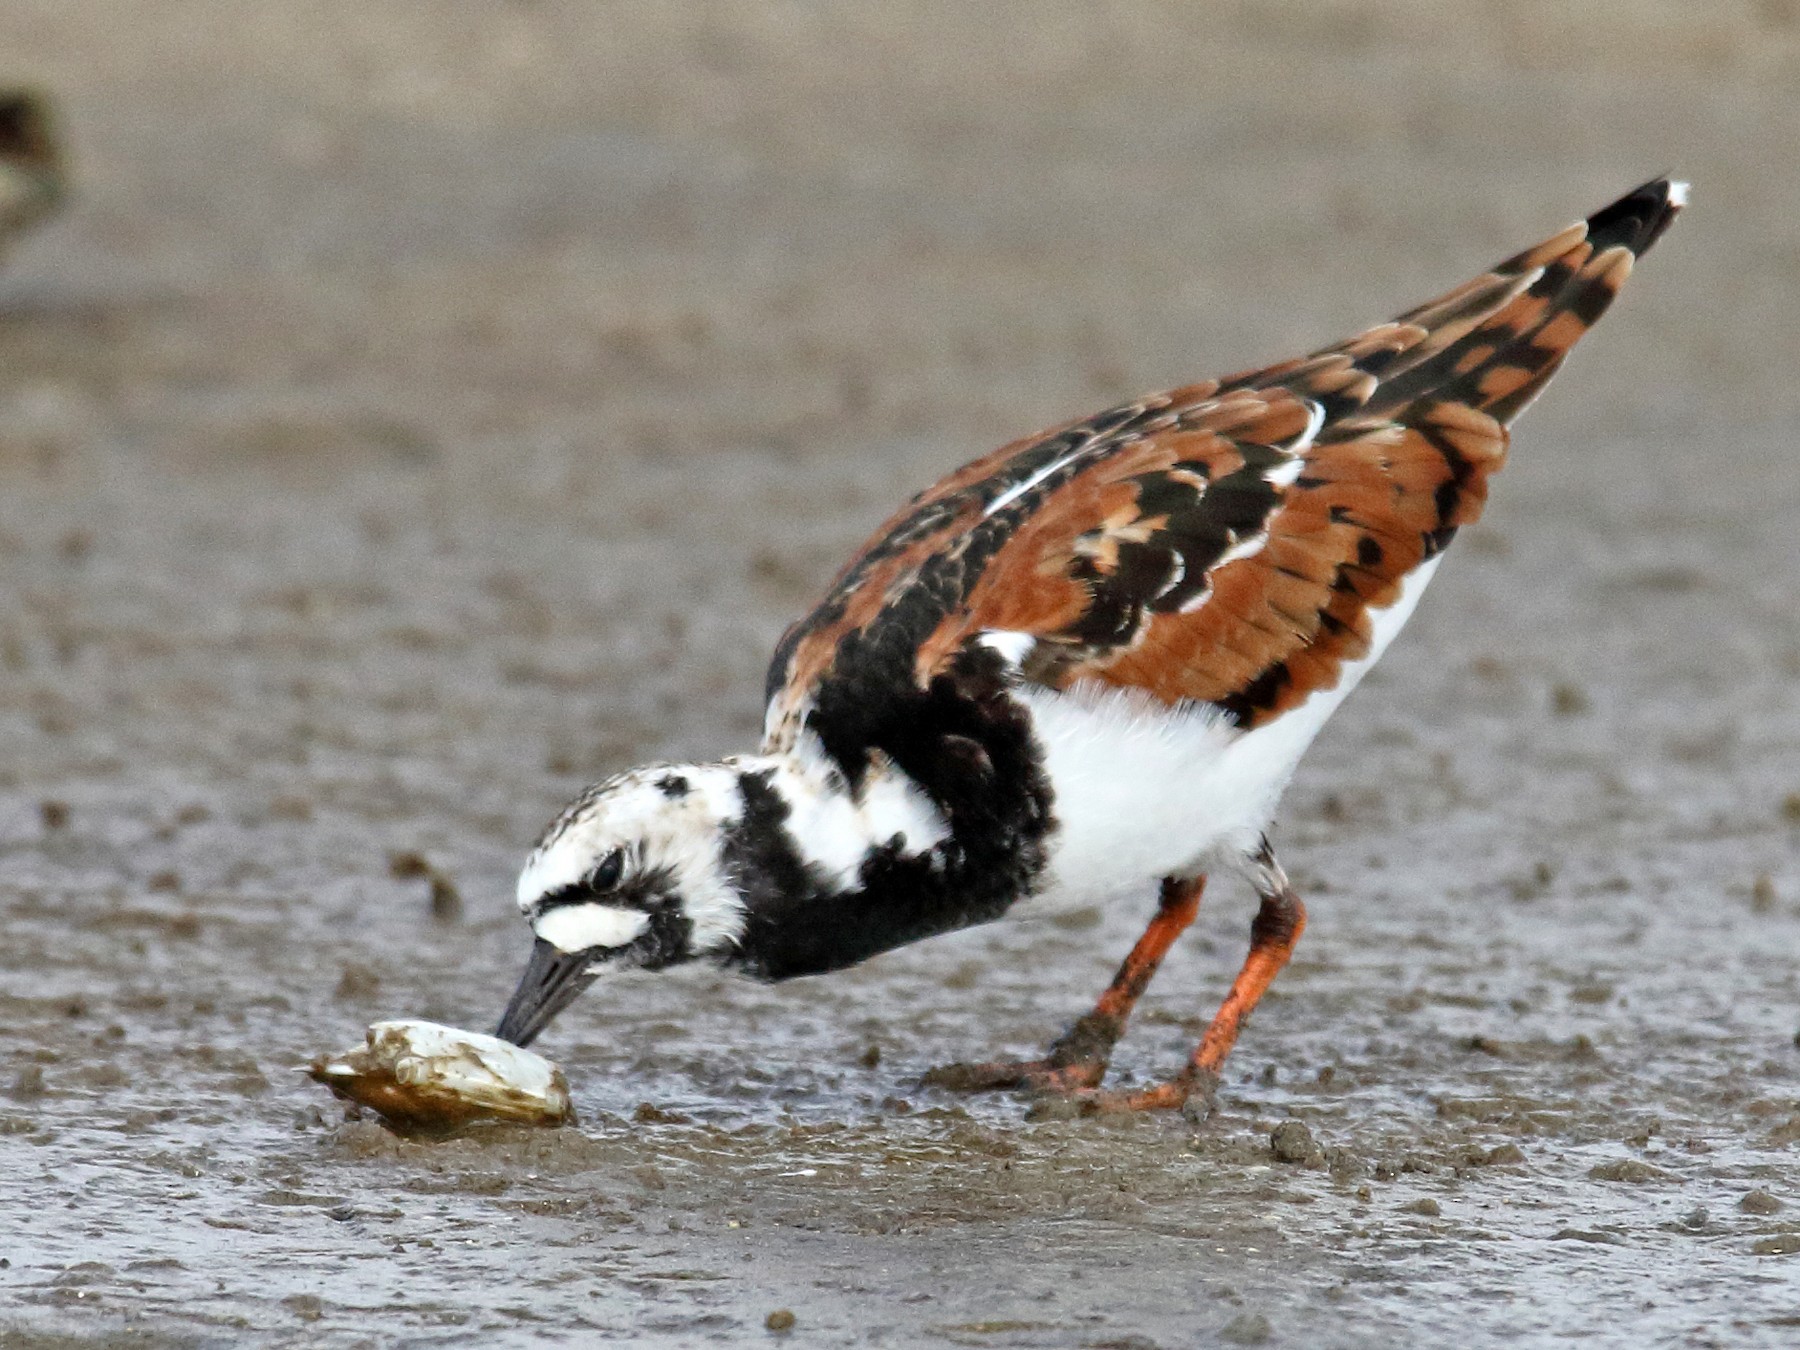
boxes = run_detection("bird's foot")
[1023,1068,1222,1121]
[921,1056,1106,1094]
[922,1010,1123,1094]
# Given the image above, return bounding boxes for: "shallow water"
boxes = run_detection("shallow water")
[4,4,1800,1346]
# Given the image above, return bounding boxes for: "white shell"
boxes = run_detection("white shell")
[310,1019,574,1131]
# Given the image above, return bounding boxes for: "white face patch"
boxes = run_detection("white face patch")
[534,903,651,955]
[519,761,752,959]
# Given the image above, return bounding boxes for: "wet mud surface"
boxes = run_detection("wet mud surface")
[4,3,1800,1345]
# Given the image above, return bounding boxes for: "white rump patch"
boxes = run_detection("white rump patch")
[536,903,651,954]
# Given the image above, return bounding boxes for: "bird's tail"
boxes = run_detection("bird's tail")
[1230,177,1685,431]
[1355,177,1685,426]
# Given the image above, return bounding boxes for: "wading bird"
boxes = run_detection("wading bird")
[0,91,66,260]
[496,179,1682,1113]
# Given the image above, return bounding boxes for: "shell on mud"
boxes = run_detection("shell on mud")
[310,1019,575,1133]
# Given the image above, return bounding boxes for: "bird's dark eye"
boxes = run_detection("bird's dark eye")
[587,849,624,892]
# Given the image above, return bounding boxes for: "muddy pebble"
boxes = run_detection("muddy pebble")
[1741,1190,1784,1215]
[1270,1120,1323,1166]
[1484,1143,1527,1166]
[1588,1158,1675,1183]
[1751,1235,1800,1256]
[283,1293,324,1321]
[765,1309,796,1332]
[1551,682,1591,715]
[1401,1198,1441,1216]
[1219,1311,1273,1344]
[39,799,69,830]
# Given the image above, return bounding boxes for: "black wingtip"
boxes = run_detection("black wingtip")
[1585,176,1686,258]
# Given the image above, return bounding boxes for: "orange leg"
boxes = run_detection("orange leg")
[924,875,1205,1094]
[1075,876,1307,1115]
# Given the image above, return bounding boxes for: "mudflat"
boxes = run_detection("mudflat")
[3,4,1798,1346]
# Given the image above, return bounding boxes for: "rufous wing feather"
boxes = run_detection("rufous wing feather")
[765,179,1683,748]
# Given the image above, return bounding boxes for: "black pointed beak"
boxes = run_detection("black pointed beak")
[495,937,600,1047]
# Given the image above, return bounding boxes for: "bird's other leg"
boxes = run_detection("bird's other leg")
[923,875,1205,1094]
[1072,839,1307,1114]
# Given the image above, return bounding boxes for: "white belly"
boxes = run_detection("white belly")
[1021,555,1443,905]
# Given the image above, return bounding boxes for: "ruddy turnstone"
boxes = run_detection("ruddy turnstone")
[497,178,1683,1113]
[0,91,66,259]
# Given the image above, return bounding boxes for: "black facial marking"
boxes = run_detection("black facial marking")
[532,856,696,972]
[535,861,679,918]
[636,904,695,970]
[655,774,690,799]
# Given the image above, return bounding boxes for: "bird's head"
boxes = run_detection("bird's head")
[494,763,749,1047]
